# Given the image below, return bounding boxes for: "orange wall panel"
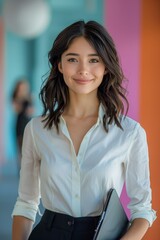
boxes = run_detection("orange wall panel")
[140,0,160,238]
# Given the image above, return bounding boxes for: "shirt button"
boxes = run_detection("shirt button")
[68,220,74,226]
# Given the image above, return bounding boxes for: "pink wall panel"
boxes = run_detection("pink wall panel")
[105,0,141,120]
[104,0,141,217]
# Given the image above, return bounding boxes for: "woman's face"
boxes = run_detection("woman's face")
[17,81,29,98]
[58,37,106,96]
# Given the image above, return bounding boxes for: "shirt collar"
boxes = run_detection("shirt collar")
[60,103,105,126]
[94,104,105,126]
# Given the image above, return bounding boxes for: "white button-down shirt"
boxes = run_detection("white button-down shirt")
[12,105,156,225]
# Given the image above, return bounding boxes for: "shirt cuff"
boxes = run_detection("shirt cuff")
[12,200,39,222]
[130,209,157,226]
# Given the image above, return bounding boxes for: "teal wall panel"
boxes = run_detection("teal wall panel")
[4,33,35,160]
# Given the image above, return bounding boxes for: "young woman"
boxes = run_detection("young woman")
[12,20,156,240]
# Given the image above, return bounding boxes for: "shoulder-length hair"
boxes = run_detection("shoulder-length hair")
[40,20,129,132]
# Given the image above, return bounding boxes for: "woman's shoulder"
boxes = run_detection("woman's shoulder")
[117,115,146,141]
[120,115,143,133]
[25,115,45,131]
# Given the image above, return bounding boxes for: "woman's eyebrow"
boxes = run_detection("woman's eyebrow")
[65,53,79,56]
[65,52,99,57]
[65,53,99,57]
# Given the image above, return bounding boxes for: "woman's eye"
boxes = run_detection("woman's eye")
[67,58,77,62]
[89,58,99,63]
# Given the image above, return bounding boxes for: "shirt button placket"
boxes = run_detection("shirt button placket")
[72,158,81,216]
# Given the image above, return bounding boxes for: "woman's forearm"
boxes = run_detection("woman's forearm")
[12,216,34,240]
[120,218,149,240]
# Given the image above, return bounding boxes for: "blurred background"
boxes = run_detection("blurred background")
[0,0,159,239]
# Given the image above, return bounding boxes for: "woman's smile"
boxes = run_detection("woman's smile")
[73,78,93,84]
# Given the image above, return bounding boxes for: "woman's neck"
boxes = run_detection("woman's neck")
[63,94,100,119]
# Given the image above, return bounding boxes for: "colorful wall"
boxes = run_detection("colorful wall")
[105,0,160,239]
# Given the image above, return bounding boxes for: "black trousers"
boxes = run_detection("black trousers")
[28,210,100,240]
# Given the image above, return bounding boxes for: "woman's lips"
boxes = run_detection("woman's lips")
[74,78,92,84]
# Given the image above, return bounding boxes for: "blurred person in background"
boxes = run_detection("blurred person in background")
[15,98,33,157]
[11,79,34,166]
[12,20,156,240]
[12,79,31,114]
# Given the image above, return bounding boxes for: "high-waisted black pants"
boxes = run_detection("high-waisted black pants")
[28,209,100,240]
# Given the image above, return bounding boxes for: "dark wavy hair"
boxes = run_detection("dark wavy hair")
[40,20,129,132]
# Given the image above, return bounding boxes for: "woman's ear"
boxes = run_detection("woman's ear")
[58,62,63,73]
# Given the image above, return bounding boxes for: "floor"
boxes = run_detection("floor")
[0,159,43,240]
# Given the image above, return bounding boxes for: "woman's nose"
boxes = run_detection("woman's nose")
[78,70,88,76]
[77,62,89,76]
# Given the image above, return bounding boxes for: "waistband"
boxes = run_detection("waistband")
[41,209,100,231]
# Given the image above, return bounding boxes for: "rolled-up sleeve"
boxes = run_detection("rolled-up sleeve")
[125,124,157,226]
[12,119,41,222]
